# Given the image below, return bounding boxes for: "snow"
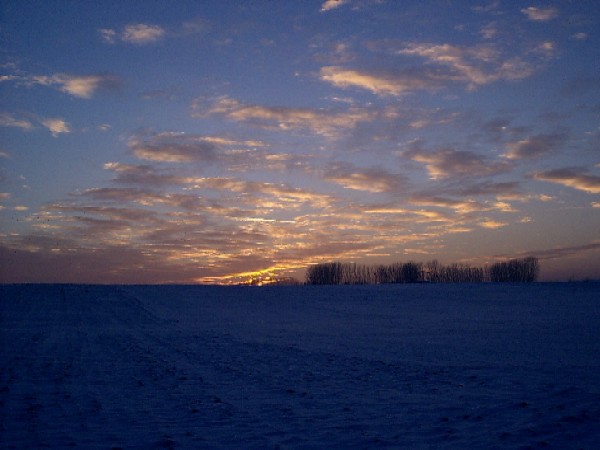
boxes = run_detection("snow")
[1,283,599,448]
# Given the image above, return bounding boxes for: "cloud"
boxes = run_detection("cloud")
[103,162,197,185]
[478,219,507,229]
[454,181,521,197]
[404,145,511,180]
[122,24,166,44]
[125,131,310,175]
[129,132,218,163]
[192,96,381,138]
[319,66,441,97]
[76,187,216,214]
[503,132,567,160]
[324,163,406,193]
[321,0,349,12]
[472,1,501,13]
[398,42,534,89]
[0,72,119,98]
[521,7,558,21]
[31,73,119,98]
[9,173,383,283]
[310,35,359,65]
[0,112,34,130]
[408,193,516,215]
[497,241,600,262]
[41,118,71,137]
[409,194,487,214]
[531,168,600,194]
[0,237,223,284]
[190,177,334,209]
[180,18,210,35]
[100,24,166,45]
[480,22,498,39]
[82,187,158,203]
[128,131,271,164]
[98,28,117,44]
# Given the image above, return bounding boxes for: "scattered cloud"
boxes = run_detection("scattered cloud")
[98,28,117,44]
[192,96,382,138]
[41,118,71,137]
[404,145,511,180]
[320,66,441,97]
[123,24,166,44]
[521,7,559,21]
[472,1,501,13]
[321,0,349,12]
[190,177,335,209]
[180,18,210,36]
[324,163,406,193]
[531,41,557,60]
[127,132,268,164]
[80,187,177,208]
[100,23,166,45]
[410,194,486,214]
[0,72,119,98]
[0,112,34,130]
[498,241,600,262]
[478,219,507,229]
[572,32,588,40]
[398,42,534,89]
[0,75,19,82]
[453,181,521,197]
[103,162,197,186]
[128,132,218,163]
[31,73,119,98]
[503,132,567,160]
[531,168,600,194]
[480,22,498,39]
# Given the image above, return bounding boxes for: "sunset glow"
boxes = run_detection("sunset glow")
[1,1,599,283]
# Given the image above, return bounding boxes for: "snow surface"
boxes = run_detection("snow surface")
[1,283,599,448]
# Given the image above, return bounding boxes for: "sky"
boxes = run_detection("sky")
[1,0,599,284]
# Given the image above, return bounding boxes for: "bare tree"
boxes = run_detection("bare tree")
[306,257,539,285]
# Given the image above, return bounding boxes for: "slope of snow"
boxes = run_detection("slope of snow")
[1,283,599,448]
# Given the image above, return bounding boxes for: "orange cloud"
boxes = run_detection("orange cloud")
[532,168,600,194]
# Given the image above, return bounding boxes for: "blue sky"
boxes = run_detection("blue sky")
[1,0,599,283]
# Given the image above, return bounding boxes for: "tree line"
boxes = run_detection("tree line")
[305,257,539,285]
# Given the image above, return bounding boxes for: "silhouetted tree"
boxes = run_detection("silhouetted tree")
[488,257,539,282]
[306,257,539,285]
[424,259,442,283]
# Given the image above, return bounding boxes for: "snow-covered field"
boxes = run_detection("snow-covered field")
[1,283,599,449]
